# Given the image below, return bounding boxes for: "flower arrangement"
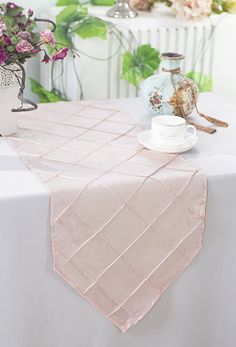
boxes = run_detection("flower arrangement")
[130,0,155,11]
[170,0,236,19]
[0,2,70,111]
[171,0,212,20]
[130,0,236,19]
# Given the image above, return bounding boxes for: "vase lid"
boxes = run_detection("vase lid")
[161,52,184,61]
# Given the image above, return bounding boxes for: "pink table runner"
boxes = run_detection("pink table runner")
[8,100,207,332]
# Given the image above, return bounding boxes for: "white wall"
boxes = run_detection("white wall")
[17,0,55,15]
[213,16,236,104]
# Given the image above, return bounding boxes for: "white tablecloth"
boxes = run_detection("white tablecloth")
[1,93,236,347]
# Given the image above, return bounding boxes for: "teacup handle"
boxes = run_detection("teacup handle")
[186,124,197,136]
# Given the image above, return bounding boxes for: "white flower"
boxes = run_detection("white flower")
[171,0,212,20]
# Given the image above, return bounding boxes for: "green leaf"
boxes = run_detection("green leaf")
[6,6,23,17]
[90,0,115,6]
[15,15,27,25]
[186,71,213,92]
[73,16,108,39]
[0,4,7,13]
[11,35,20,44]
[56,0,80,5]
[56,4,88,23]
[121,52,141,87]
[25,21,37,32]
[222,0,236,12]
[13,24,20,32]
[54,23,73,49]
[2,15,15,27]
[6,46,15,53]
[211,0,236,13]
[121,44,160,87]
[55,5,88,48]
[157,0,172,6]
[30,32,40,45]
[30,78,67,103]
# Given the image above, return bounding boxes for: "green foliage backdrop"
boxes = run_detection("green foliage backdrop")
[31,3,213,102]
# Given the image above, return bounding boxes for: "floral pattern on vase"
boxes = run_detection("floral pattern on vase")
[141,52,198,117]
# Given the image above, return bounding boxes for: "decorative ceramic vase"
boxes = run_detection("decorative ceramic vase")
[0,64,20,136]
[141,52,198,117]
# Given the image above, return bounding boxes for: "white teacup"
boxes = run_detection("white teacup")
[151,115,197,146]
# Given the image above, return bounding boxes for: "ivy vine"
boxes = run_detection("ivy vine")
[30,78,66,102]
[186,71,213,92]
[122,45,161,87]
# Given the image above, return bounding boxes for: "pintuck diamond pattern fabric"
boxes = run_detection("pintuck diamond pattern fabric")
[8,100,207,332]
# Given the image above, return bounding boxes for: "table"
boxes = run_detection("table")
[1,93,236,347]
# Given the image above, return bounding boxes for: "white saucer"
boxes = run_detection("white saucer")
[137,130,198,154]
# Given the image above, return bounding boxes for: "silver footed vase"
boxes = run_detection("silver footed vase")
[106,0,138,18]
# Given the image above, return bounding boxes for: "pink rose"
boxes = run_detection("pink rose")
[16,39,33,53]
[40,30,55,47]
[0,48,8,64]
[52,48,69,61]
